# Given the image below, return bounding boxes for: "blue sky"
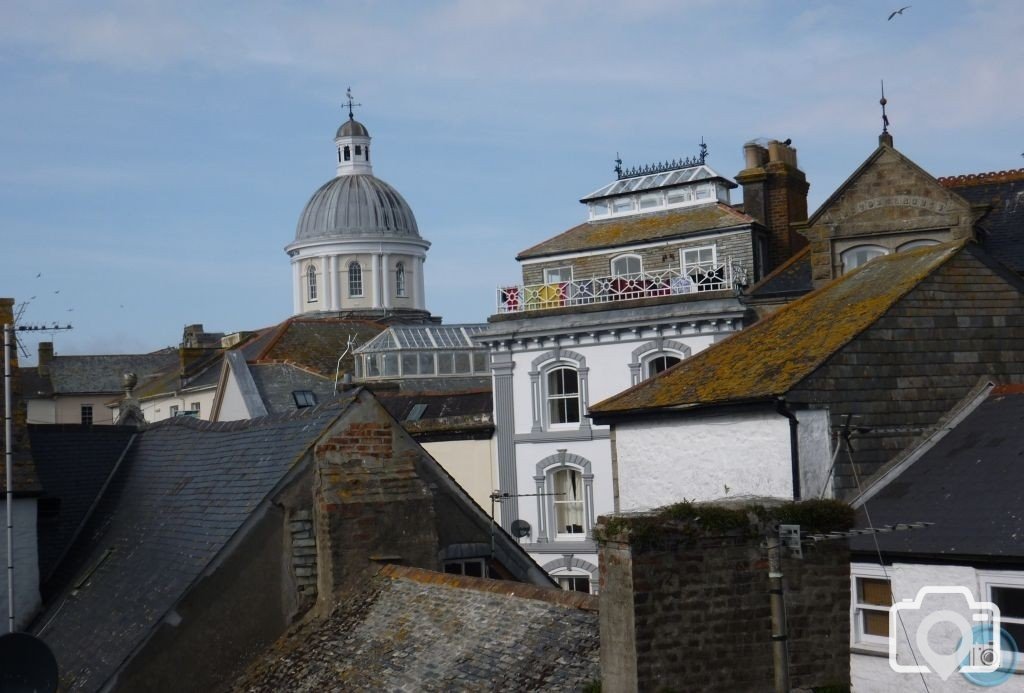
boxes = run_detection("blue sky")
[2,0,1022,362]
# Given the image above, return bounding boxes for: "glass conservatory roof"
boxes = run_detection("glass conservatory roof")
[356,324,489,353]
[580,164,735,202]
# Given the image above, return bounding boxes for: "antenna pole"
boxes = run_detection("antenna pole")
[4,323,14,633]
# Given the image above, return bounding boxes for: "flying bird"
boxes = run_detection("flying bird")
[35,272,41,278]
[54,289,60,294]
[888,5,911,20]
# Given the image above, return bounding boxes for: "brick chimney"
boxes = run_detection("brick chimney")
[37,342,54,376]
[736,140,810,273]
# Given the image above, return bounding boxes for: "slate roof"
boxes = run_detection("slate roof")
[231,564,599,692]
[516,203,755,260]
[249,363,338,415]
[940,168,1024,273]
[590,241,965,416]
[745,246,812,299]
[376,389,494,439]
[849,385,1024,561]
[44,350,179,395]
[27,424,136,588]
[34,396,356,692]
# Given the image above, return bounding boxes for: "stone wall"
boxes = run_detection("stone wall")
[596,508,851,693]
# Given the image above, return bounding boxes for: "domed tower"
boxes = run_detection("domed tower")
[286,97,430,316]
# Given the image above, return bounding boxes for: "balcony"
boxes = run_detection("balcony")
[496,260,746,314]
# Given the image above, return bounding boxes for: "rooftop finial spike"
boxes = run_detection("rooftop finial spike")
[880,80,890,133]
[344,86,362,120]
[614,152,623,178]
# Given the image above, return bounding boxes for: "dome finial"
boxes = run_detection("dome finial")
[344,86,361,121]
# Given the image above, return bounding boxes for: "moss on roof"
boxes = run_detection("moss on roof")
[590,241,967,415]
[516,203,754,260]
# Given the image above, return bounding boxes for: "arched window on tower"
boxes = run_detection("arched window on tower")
[349,261,363,297]
[365,145,370,162]
[396,262,407,297]
[306,264,318,302]
[343,146,351,162]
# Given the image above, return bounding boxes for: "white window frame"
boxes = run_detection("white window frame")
[169,405,179,418]
[550,467,586,540]
[306,264,318,302]
[840,244,887,274]
[681,245,717,275]
[851,563,892,652]
[897,239,940,252]
[552,568,593,594]
[611,254,643,278]
[643,352,683,380]
[543,266,573,284]
[444,558,487,578]
[545,366,581,429]
[395,261,407,297]
[348,261,363,297]
[978,571,1024,673]
[80,404,93,426]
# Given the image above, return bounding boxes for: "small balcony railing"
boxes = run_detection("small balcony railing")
[496,260,746,314]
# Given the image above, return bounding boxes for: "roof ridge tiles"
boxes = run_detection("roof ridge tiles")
[939,168,1024,187]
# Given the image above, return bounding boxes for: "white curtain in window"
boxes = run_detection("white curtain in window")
[554,469,584,534]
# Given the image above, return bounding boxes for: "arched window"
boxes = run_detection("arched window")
[365,145,370,162]
[306,264,318,302]
[395,262,407,297]
[646,354,681,379]
[552,468,585,537]
[841,245,887,273]
[546,367,580,425]
[611,254,643,278]
[897,239,940,252]
[343,146,351,162]
[348,261,363,297]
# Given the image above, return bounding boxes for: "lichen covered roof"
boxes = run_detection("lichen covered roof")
[256,317,386,376]
[231,564,598,692]
[590,241,966,415]
[516,203,754,260]
[745,246,812,299]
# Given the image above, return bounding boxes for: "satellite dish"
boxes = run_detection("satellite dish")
[511,519,531,538]
[0,632,59,693]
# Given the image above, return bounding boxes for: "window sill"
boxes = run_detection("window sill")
[850,644,889,658]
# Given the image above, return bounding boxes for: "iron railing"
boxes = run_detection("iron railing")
[496,260,745,314]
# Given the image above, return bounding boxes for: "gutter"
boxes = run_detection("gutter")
[774,399,801,502]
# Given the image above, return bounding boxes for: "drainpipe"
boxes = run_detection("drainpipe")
[775,399,801,501]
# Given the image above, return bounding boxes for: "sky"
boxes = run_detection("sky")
[2,0,1022,363]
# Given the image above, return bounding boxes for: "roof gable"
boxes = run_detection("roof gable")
[590,241,966,415]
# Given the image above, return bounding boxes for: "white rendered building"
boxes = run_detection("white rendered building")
[479,142,808,592]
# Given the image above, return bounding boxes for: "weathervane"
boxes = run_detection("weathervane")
[880,80,890,134]
[343,86,362,120]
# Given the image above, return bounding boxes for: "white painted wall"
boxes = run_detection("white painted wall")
[139,388,216,423]
[422,437,496,516]
[614,410,793,510]
[26,399,55,425]
[0,499,40,631]
[851,562,1024,692]
[797,408,833,499]
[214,368,250,422]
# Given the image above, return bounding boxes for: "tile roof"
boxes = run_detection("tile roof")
[745,246,812,299]
[516,203,755,260]
[34,396,356,691]
[254,317,386,377]
[849,386,1024,560]
[375,389,494,439]
[940,169,1024,273]
[590,241,966,415]
[231,564,599,692]
[45,350,179,395]
[27,424,136,588]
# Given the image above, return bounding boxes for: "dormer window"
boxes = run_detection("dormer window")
[667,188,693,205]
[611,254,643,278]
[591,201,609,217]
[639,194,661,210]
[613,198,634,213]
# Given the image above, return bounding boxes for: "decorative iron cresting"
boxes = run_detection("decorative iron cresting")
[615,139,708,180]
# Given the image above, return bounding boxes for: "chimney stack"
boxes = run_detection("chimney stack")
[736,139,810,274]
[37,342,54,376]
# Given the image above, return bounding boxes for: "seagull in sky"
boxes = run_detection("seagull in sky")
[888,6,911,21]
[35,272,41,278]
